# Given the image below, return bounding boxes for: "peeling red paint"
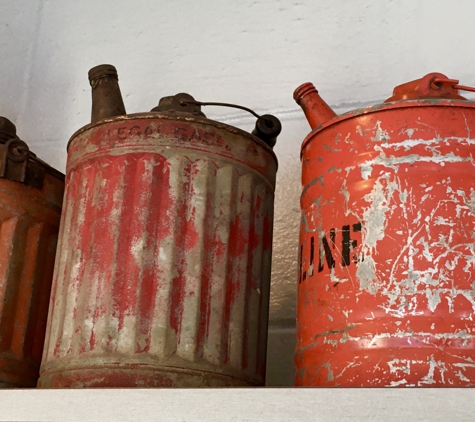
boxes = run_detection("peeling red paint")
[297,99,475,387]
[0,172,63,387]
[39,116,277,388]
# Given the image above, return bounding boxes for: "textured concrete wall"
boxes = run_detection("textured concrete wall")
[2,0,475,386]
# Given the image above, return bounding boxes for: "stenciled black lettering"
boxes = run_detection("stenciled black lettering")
[203,130,219,144]
[318,235,335,272]
[330,228,336,249]
[299,244,303,283]
[342,223,362,266]
[174,127,189,141]
[144,125,154,137]
[303,222,361,278]
[310,236,315,269]
[342,225,351,266]
[117,127,127,139]
[352,222,362,263]
[129,125,141,136]
[191,128,202,141]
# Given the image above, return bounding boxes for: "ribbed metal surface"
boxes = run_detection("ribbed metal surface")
[0,175,63,387]
[39,116,276,388]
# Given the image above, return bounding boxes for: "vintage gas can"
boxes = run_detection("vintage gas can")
[295,73,475,387]
[0,117,64,387]
[38,64,281,388]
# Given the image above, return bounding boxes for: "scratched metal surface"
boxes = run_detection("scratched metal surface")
[39,114,277,388]
[0,173,63,387]
[297,100,475,386]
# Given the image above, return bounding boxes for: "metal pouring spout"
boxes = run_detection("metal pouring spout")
[293,82,337,130]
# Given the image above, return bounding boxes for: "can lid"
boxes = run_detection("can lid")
[152,93,207,117]
[0,116,64,187]
[151,93,281,148]
[385,72,468,102]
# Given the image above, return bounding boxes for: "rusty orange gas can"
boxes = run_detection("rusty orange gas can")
[0,117,64,387]
[38,64,281,388]
[295,73,475,387]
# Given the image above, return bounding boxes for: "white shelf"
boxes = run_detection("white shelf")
[1,388,474,421]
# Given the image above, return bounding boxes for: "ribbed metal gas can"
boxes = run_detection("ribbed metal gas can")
[295,73,475,387]
[0,117,64,387]
[38,65,281,388]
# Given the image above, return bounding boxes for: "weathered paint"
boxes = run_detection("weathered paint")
[0,172,64,387]
[297,101,475,387]
[38,113,277,388]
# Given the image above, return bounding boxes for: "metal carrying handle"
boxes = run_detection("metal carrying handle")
[433,77,475,94]
[179,99,282,148]
[179,99,261,119]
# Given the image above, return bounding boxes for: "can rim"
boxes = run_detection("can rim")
[300,99,475,157]
[29,155,65,181]
[68,112,278,166]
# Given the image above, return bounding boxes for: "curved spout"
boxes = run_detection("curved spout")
[293,83,336,130]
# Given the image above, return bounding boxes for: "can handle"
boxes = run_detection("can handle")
[433,77,475,94]
[385,73,470,102]
[180,99,282,148]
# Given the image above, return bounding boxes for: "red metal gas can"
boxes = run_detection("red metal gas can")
[38,65,281,388]
[0,117,64,387]
[295,73,475,387]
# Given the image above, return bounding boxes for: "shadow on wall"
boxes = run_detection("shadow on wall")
[225,115,306,325]
[228,115,308,387]
[18,47,80,173]
[0,0,44,134]
[266,326,297,386]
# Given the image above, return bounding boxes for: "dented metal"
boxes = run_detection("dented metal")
[0,118,64,387]
[295,74,475,387]
[38,76,278,387]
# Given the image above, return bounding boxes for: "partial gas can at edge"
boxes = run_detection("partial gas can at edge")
[295,73,475,387]
[0,117,64,387]
[38,64,281,388]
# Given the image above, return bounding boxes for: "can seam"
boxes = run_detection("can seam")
[68,112,278,166]
[300,99,475,157]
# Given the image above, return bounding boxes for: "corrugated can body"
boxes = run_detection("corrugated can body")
[0,174,63,387]
[39,114,277,388]
[297,100,475,387]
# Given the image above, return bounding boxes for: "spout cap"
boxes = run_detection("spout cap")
[88,64,119,84]
[252,114,281,148]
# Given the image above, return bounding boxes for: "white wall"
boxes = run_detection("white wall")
[2,0,475,386]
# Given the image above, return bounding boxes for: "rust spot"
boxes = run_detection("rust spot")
[314,324,356,339]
